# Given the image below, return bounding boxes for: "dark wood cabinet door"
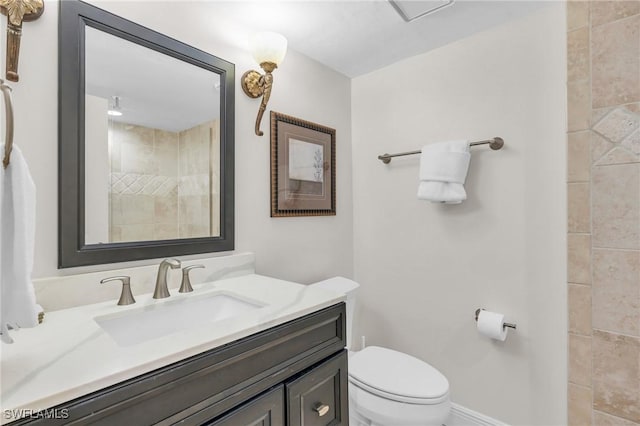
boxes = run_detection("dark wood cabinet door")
[205,386,285,426]
[286,351,348,426]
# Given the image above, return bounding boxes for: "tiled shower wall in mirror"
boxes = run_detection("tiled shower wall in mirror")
[566,1,640,424]
[108,119,220,242]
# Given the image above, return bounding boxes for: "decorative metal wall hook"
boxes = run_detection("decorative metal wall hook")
[0,0,45,82]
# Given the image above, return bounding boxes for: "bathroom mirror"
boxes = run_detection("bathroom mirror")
[59,0,235,267]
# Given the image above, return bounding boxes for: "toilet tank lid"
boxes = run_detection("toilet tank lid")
[349,346,449,400]
[311,276,360,294]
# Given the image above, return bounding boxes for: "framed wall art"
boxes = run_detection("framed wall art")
[270,112,336,217]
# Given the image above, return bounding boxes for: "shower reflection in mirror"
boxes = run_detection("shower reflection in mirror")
[83,26,221,245]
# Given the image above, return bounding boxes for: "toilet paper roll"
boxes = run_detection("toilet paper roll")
[477,310,508,341]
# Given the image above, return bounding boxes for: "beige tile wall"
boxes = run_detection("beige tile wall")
[567,2,640,425]
[177,120,219,238]
[109,122,179,242]
[108,119,220,242]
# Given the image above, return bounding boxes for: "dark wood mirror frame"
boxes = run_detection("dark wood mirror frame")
[58,0,235,268]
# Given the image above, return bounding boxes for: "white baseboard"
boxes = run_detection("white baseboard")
[446,403,508,426]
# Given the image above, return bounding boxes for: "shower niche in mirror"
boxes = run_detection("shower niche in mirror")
[59,0,235,267]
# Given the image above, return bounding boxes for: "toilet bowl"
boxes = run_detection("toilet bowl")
[348,346,450,426]
[311,277,451,426]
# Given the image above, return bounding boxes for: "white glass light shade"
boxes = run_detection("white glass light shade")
[249,32,287,66]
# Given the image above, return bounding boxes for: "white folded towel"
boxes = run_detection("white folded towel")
[417,140,471,204]
[1,144,39,343]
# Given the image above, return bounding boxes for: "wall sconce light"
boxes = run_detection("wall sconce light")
[241,32,287,136]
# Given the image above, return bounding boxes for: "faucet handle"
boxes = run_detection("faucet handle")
[164,258,182,268]
[179,265,205,293]
[100,276,136,306]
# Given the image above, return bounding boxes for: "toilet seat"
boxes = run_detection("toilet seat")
[349,346,450,405]
[349,375,449,405]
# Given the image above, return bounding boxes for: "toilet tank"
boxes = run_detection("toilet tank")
[311,277,360,350]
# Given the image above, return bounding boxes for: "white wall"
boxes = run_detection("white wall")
[84,94,109,245]
[351,5,566,425]
[2,0,353,283]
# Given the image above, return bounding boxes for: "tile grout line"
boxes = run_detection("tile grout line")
[592,328,640,341]
[591,11,640,30]
[569,330,593,338]
[593,161,640,168]
[593,409,640,425]
[591,246,640,252]
[587,2,595,419]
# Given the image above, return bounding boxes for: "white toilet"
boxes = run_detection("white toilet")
[312,277,451,426]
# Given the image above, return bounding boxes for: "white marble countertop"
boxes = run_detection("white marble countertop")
[0,274,344,423]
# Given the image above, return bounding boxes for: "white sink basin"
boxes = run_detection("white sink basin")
[95,292,266,347]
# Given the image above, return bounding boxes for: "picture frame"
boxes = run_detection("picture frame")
[270,111,336,217]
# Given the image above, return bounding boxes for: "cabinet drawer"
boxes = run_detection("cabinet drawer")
[205,386,284,426]
[286,351,348,426]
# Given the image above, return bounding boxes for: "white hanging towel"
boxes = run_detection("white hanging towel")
[0,144,39,343]
[417,140,471,204]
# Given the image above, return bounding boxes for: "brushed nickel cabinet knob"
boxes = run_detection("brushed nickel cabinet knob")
[313,403,330,417]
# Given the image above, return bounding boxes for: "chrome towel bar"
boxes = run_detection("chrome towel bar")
[378,137,504,164]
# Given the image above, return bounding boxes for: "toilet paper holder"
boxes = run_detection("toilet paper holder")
[475,308,517,330]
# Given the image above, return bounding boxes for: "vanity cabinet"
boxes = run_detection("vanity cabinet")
[9,304,347,426]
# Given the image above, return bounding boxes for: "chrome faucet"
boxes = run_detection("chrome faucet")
[153,258,181,299]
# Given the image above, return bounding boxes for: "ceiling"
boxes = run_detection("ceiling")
[205,0,550,77]
[83,0,550,131]
[85,25,220,132]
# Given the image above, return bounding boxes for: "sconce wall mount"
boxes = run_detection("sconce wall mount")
[241,32,286,137]
[241,61,276,136]
[0,0,45,82]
